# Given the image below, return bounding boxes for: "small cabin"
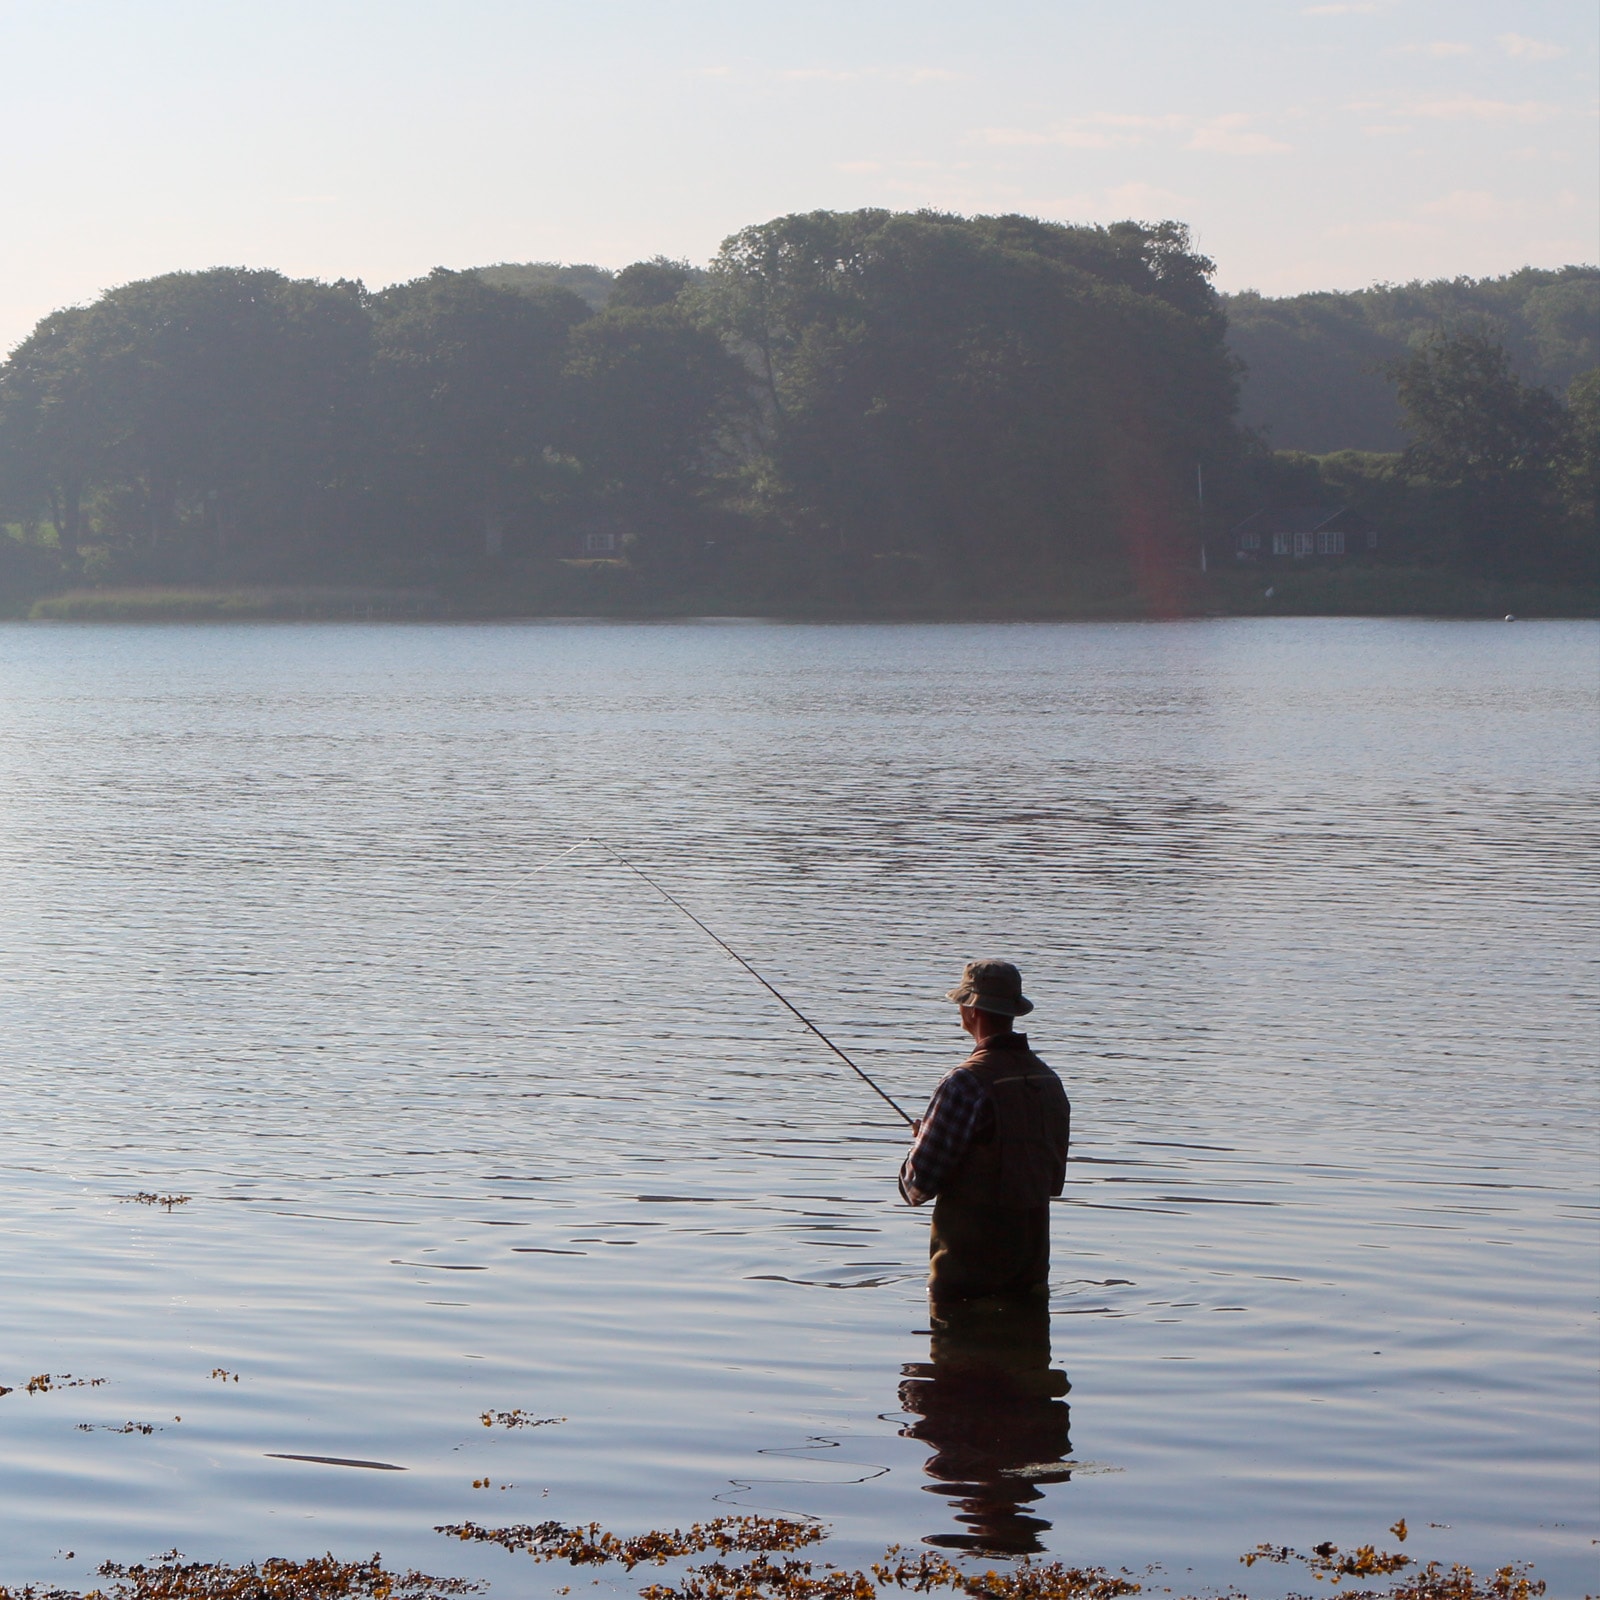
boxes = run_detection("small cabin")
[557,521,628,565]
[1230,505,1374,560]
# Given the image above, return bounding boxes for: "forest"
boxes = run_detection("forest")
[0,211,1594,618]
[1226,266,1598,452]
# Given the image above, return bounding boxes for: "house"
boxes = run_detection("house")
[556,519,628,566]
[1229,505,1375,560]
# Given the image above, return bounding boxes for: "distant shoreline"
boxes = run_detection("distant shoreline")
[9,571,1598,624]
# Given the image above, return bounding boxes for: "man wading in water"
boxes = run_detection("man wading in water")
[900,961,1071,1308]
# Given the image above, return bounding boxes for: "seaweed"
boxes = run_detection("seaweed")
[1238,1542,1543,1600]
[640,1555,877,1600]
[870,1551,1139,1598]
[0,1524,1549,1600]
[434,1516,825,1570]
[0,1555,481,1600]
[433,1519,1547,1600]
[477,1410,563,1429]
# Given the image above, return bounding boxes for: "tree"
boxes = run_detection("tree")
[704,210,1237,603]
[1556,368,1600,581]
[561,304,750,568]
[368,269,592,559]
[1390,328,1570,578]
[1226,266,1599,453]
[609,257,700,310]
[0,270,372,573]
[0,305,107,549]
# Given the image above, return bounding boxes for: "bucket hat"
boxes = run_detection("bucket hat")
[945,958,1033,1017]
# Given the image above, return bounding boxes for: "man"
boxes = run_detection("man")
[900,960,1071,1306]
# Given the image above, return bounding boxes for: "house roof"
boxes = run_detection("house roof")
[1231,504,1364,538]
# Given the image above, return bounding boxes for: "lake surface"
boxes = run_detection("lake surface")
[0,618,1594,1598]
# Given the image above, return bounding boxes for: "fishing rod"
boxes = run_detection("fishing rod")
[589,838,916,1127]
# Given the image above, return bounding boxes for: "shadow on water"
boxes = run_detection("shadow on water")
[897,1297,1073,1556]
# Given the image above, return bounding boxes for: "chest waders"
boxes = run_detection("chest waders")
[928,1040,1071,1305]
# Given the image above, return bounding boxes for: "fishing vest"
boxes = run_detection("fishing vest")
[939,1034,1071,1211]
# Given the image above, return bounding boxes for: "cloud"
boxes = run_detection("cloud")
[1082,113,1186,129]
[778,66,958,85]
[976,126,1121,149]
[1498,33,1566,62]
[974,113,1183,150]
[1104,182,1186,212]
[1186,115,1293,154]
[1406,96,1563,122]
[1394,40,1472,57]
[1421,189,1515,223]
[1324,219,1432,240]
[1303,2,1380,13]
[975,111,1286,154]
[1361,123,1415,137]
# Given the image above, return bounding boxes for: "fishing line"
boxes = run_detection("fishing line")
[397,834,913,1125]
[589,838,916,1127]
[417,836,595,938]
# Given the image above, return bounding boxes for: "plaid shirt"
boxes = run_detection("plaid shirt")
[898,1064,995,1206]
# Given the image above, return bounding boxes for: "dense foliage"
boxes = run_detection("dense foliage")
[0,213,1594,614]
[1226,267,1598,453]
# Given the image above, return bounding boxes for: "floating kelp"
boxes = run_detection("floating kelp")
[209,1370,240,1384]
[0,1523,1546,1600]
[434,1516,825,1569]
[121,1193,191,1210]
[22,1374,107,1394]
[870,1551,1139,1599]
[477,1409,563,1429]
[430,1519,1546,1600]
[0,1555,481,1600]
[639,1555,877,1600]
[1238,1542,1543,1600]
[1243,1539,1414,1578]
[1386,1567,1544,1600]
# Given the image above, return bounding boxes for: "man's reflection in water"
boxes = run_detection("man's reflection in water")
[898,1296,1072,1555]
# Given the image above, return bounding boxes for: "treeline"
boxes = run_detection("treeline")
[0,211,1595,615]
[1226,267,1598,453]
[1256,330,1597,586]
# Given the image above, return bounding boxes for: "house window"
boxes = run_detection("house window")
[1293,530,1315,557]
[1316,529,1345,556]
[1272,532,1291,555]
[1240,531,1261,551]
[584,531,617,554]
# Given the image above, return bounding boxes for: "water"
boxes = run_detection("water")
[0,618,1594,1597]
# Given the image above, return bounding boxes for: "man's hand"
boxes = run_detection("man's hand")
[911,1119,922,1136]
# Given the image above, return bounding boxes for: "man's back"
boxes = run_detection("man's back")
[900,958,1071,1307]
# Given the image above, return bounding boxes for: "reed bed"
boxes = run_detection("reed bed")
[28,587,445,621]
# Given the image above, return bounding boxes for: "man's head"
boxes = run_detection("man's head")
[945,959,1032,1037]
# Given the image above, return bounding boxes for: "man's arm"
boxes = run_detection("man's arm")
[898,1067,989,1206]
